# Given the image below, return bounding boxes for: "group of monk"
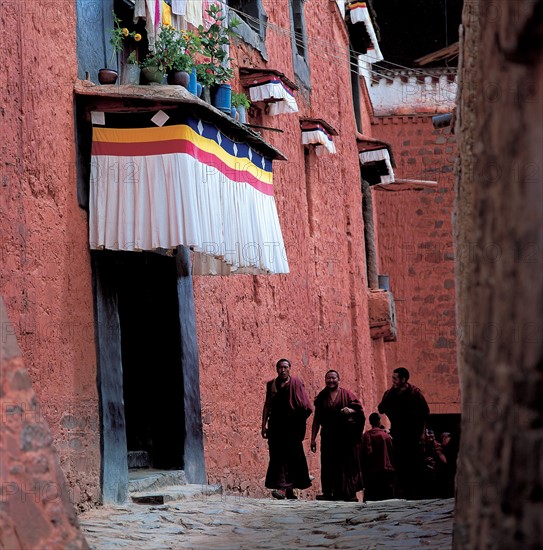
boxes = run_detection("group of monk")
[261,360,443,501]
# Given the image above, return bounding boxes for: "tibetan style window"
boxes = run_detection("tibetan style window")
[300,118,338,156]
[240,68,299,116]
[228,0,268,58]
[75,84,290,275]
[358,142,395,185]
[289,0,310,88]
[346,1,383,62]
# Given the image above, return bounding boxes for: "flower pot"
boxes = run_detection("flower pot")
[121,64,141,85]
[237,105,247,124]
[211,84,232,114]
[230,106,238,120]
[98,68,118,85]
[196,83,203,98]
[187,67,198,95]
[201,86,211,104]
[141,66,165,84]
[167,70,190,87]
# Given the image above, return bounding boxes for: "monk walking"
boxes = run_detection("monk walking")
[261,359,312,499]
[310,370,365,501]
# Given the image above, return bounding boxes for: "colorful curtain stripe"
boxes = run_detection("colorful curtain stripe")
[301,124,337,155]
[247,78,299,116]
[347,2,383,62]
[89,116,289,275]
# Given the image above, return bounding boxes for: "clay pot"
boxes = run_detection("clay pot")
[167,70,190,88]
[141,66,165,84]
[98,69,118,85]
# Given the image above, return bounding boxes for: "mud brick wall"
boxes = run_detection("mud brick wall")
[0,298,89,548]
[370,115,460,412]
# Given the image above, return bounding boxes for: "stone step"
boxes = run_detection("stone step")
[128,469,188,493]
[130,483,223,505]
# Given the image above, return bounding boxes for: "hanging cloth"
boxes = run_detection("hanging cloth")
[172,0,187,15]
[185,0,203,27]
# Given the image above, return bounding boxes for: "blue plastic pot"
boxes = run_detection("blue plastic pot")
[187,67,197,94]
[212,84,232,114]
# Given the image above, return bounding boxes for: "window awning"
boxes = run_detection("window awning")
[346,2,383,62]
[240,68,299,116]
[300,118,338,155]
[89,115,289,275]
[358,137,395,185]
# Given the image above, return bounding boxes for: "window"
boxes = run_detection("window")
[289,0,310,88]
[228,0,268,59]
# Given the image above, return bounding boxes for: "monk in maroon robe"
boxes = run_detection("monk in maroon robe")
[378,367,429,499]
[310,370,365,501]
[361,412,395,501]
[262,359,312,499]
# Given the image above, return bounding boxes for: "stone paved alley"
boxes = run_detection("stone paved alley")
[79,496,454,549]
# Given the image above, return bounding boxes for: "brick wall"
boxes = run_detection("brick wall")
[370,115,460,412]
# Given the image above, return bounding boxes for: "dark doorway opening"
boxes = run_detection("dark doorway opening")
[427,413,461,441]
[93,246,205,503]
[103,250,185,470]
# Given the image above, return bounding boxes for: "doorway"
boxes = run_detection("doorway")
[115,251,185,470]
[92,247,205,503]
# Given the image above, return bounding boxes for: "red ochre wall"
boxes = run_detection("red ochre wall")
[194,2,383,495]
[370,115,460,413]
[0,2,101,509]
[1,0,384,504]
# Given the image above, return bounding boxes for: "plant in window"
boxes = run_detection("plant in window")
[109,12,138,65]
[172,31,201,72]
[99,12,140,84]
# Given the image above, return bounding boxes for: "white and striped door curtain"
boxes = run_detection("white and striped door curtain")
[89,113,289,275]
[347,2,384,62]
[301,123,337,155]
[246,75,299,116]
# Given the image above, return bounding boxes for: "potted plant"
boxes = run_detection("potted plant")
[120,49,142,85]
[99,12,138,85]
[231,92,251,123]
[197,5,240,110]
[167,29,200,87]
[140,54,166,84]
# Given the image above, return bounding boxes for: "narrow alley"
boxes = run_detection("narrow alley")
[79,495,453,549]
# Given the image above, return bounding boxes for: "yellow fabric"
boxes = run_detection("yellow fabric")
[162,1,172,25]
[92,125,273,186]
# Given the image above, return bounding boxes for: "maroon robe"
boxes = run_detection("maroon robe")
[378,383,429,498]
[361,427,395,501]
[264,375,312,490]
[314,387,365,500]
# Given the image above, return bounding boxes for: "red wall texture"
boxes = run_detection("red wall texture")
[0,299,89,549]
[371,115,460,412]
[1,0,386,504]
[194,1,382,496]
[1,1,101,509]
